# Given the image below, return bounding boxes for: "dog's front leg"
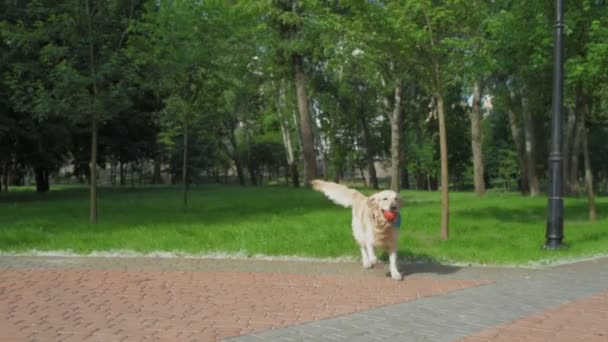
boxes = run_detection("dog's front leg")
[365,243,378,266]
[360,246,373,269]
[389,248,403,280]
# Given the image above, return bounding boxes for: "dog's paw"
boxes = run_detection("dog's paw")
[368,256,378,265]
[390,271,403,281]
[362,260,374,269]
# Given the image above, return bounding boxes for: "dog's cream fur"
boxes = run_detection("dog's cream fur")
[311,180,404,280]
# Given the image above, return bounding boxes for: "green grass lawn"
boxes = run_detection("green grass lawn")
[0,184,606,265]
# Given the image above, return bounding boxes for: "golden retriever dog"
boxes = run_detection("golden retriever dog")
[311,180,404,280]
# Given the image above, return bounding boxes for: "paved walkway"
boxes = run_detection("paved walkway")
[1,255,607,341]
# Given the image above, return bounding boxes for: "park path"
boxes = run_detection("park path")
[0,255,607,341]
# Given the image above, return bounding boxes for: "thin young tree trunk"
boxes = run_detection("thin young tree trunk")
[570,123,582,194]
[139,162,143,185]
[436,94,450,240]
[110,162,115,185]
[120,162,125,185]
[570,92,585,195]
[228,120,245,186]
[278,98,298,187]
[358,165,367,188]
[90,116,98,223]
[563,107,576,193]
[581,124,596,221]
[85,0,99,224]
[389,84,402,192]
[359,105,378,189]
[401,165,409,190]
[293,55,316,187]
[470,80,485,196]
[604,168,608,194]
[0,163,6,192]
[580,97,596,221]
[522,94,539,196]
[182,119,189,208]
[152,154,161,184]
[234,159,245,186]
[424,11,449,240]
[130,163,135,189]
[506,97,528,193]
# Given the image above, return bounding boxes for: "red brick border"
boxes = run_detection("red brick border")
[1,268,488,341]
[459,291,608,342]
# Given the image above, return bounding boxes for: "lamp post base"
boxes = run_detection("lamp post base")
[543,240,567,250]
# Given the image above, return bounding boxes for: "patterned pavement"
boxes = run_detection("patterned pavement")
[1,255,607,341]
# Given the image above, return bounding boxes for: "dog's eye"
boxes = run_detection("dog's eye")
[383,197,388,200]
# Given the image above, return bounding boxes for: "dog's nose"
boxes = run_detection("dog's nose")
[390,205,398,211]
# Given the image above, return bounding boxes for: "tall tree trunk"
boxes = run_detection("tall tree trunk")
[359,105,378,189]
[436,94,450,240]
[579,94,596,221]
[35,167,50,193]
[182,120,189,208]
[522,95,539,196]
[389,84,402,192]
[470,80,485,196]
[293,55,316,187]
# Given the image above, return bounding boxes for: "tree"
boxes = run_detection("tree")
[563,0,608,219]
[268,0,325,187]
[407,0,465,240]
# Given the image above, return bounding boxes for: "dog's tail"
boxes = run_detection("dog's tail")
[311,180,364,208]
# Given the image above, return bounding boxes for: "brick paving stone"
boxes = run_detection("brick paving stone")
[228,257,608,342]
[458,290,608,342]
[0,266,487,341]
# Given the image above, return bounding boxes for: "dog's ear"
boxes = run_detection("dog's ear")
[367,194,378,208]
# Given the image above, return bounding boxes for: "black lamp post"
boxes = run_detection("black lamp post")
[545,0,565,249]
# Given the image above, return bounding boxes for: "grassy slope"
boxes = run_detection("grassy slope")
[0,185,606,265]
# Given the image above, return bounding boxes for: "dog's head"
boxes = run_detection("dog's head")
[367,190,403,214]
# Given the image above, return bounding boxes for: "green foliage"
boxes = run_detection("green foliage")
[1,0,608,203]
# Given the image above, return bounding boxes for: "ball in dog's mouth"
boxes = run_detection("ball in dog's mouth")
[383,210,397,222]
